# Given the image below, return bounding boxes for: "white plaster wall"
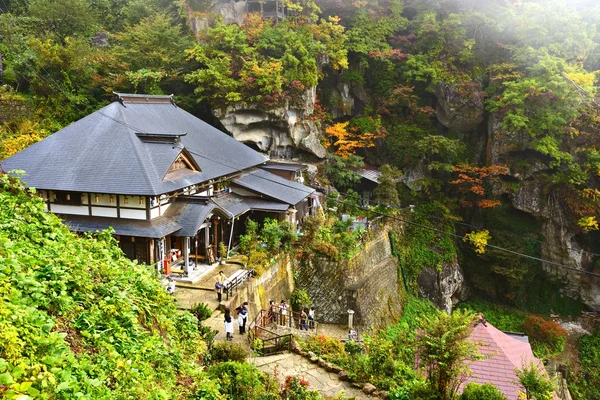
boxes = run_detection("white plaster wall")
[51,204,89,216]
[91,207,118,218]
[120,209,146,220]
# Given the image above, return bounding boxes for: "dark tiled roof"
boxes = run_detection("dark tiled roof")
[232,169,314,205]
[261,162,307,172]
[1,97,267,195]
[163,199,217,237]
[62,215,181,238]
[212,192,290,217]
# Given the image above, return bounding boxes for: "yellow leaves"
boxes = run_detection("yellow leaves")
[324,120,385,158]
[0,121,49,160]
[464,230,492,254]
[578,216,599,232]
[582,188,600,201]
[564,65,598,94]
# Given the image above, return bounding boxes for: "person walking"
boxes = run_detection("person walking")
[236,302,248,334]
[214,270,226,302]
[279,300,288,326]
[299,308,308,331]
[224,308,233,341]
[308,307,315,330]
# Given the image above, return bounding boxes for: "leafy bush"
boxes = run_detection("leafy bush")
[207,361,279,399]
[460,383,508,400]
[515,361,555,400]
[290,289,312,312]
[569,328,600,400]
[190,302,213,323]
[281,376,321,400]
[301,335,345,359]
[0,175,207,399]
[523,316,568,357]
[456,299,527,332]
[210,341,249,363]
[312,241,340,260]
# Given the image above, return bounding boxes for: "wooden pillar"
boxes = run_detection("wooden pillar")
[212,219,219,256]
[183,237,190,275]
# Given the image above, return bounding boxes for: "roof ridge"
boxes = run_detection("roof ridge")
[118,104,160,195]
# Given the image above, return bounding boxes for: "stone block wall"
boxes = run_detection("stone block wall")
[296,227,400,326]
[229,257,295,319]
[0,96,30,123]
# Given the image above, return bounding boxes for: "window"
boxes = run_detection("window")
[53,191,82,206]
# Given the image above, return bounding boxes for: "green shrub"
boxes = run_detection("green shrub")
[207,361,279,399]
[302,334,345,357]
[523,316,568,357]
[190,302,213,323]
[456,299,527,332]
[569,328,600,400]
[344,340,363,355]
[210,341,249,363]
[290,289,312,312]
[460,382,508,400]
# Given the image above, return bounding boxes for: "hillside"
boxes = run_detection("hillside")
[0,174,211,398]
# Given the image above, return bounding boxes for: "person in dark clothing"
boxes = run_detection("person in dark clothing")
[224,308,233,341]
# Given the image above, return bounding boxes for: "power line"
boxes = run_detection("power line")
[328,195,600,279]
[337,188,600,259]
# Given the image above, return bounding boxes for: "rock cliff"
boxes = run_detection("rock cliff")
[212,87,328,159]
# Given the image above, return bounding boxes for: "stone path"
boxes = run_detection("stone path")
[251,352,374,399]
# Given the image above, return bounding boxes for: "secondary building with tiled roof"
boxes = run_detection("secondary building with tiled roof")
[1,93,319,281]
[461,319,551,400]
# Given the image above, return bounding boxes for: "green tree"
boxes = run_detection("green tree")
[415,309,480,400]
[373,164,402,206]
[515,362,555,400]
[324,154,363,191]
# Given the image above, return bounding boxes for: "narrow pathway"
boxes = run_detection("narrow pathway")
[251,352,374,399]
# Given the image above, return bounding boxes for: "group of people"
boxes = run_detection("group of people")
[267,300,315,331]
[223,301,249,341]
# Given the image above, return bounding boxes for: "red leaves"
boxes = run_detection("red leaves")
[451,164,509,208]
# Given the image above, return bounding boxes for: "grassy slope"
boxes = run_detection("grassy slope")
[0,175,210,399]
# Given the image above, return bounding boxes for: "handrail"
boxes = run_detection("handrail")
[224,269,253,300]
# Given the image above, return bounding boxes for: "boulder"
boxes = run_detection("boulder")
[435,81,484,134]
[330,364,342,373]
[417,256,469,314]
[363,383,377,395]
[338,370,349,381]
[318,357,327,368]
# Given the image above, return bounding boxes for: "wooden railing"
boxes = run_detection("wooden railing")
[247,308,318,351]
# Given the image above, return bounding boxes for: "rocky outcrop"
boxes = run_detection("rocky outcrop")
[214,87,328,158]
[417,257,469,314]
[435,81,485,134]
[511,179,600,311]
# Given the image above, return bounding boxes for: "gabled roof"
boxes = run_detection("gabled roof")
[462,322,544,400]
[261,162,307,173]
[212,192,290,217]
[163,199,217,237]
[232,168,315,205]
[1,94,267,195]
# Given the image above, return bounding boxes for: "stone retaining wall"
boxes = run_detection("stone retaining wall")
[296,227,400,326]
[228,257,295,318]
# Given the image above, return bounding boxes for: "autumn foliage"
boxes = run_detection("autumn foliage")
[324,118,387,158]
[450,164,509,208]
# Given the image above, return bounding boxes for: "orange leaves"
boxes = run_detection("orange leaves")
[451,163,509,208]
[324,119,387,158]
